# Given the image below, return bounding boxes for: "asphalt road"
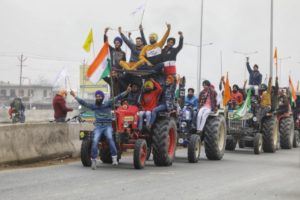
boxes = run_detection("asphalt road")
[1,147,300,200]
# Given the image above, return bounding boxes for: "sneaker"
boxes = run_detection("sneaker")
[112,156,118,166]
[91,159,97,170]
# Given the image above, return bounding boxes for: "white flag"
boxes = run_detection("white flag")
[53,67,68,88]
[131,3,146,15]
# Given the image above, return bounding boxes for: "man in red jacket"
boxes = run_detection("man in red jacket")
[138,79,162,130]
[52,89,73,122]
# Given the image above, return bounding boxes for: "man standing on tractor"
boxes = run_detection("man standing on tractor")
[149,75,175,128]
[138,79,162,130]
[162,31,184,78]
[104,27,126,70]
[196,80,217,134]
[126,83,141,106]
[277,89,290,115]
[70,85,131,169]
[246,57,262,86]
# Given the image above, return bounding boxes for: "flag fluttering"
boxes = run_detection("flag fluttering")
[82,29,94,52]
[131,3,146,15]
[289,76,297,103]
[53,67,68,88]
[274,47,278,66]
[86,42,111,84]
[223,73,231,106]
[232,90,251,119]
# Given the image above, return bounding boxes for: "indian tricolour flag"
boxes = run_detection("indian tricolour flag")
[86,42,111,84]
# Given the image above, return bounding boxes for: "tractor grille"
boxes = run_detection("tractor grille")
[228,119,246,133]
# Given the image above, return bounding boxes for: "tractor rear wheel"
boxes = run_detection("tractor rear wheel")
[152,118,177,166]
[280,117,294,149]
[262,117,278,153]
[204,116,226,160]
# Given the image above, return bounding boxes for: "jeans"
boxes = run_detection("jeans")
[150,104,167,125]
[91,126,117,159]
[138,111,151,130]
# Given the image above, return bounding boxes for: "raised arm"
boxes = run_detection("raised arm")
[157,23,171,48]
[246,57,252,74]
[118,27,135,50]
[175,31,183,53]
[139,24,147,45]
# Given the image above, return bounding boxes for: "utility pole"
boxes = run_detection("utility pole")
[18,54,27,96]
[197,0,204,94]
[269,0,274,78]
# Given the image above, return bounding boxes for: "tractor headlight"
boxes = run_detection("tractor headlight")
[253,117,257,122]
[181,122,187,128]
[124,121,129,128]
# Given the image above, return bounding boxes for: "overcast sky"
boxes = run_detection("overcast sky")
[0,0,299,92]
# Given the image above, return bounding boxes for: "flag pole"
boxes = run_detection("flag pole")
[140,0,148,25]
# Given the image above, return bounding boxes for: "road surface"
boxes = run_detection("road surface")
[1,147,300,200]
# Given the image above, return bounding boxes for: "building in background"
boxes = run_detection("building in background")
[0,81,53,109]
[79,64,109,99]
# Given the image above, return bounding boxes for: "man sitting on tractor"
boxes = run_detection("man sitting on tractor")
[149,75,175,128]
[70,86,131,169]
[277,88,290,115]
[196,80,217,134]
[228,84,244,110]
[138,79,162,130]
[258,77,272,120]
[126,83,141,106]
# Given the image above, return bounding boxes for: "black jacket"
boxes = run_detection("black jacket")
[162,37,183,62]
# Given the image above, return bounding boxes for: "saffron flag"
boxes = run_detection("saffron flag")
[289,76,297,102]
[223,73,231,106]
[274,47,278,66]
[82,29,94,52]
[86,42,111,84]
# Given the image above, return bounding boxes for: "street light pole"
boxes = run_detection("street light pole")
[269,0,274,78]
[198,0,204,94]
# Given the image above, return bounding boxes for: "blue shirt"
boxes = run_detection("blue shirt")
[184,96,198,110]
[75,91,127,126]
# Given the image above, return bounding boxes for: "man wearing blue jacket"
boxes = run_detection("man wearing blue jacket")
[246,57,262,86]
[70,85,131,169]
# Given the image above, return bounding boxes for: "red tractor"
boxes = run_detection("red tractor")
[79,70,177,169]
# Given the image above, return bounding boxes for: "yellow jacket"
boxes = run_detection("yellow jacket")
[136,28,170,67]
[260,78,272,107]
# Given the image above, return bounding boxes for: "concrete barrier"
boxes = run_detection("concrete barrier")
[0,109,80,123]
[0,122,94,164]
